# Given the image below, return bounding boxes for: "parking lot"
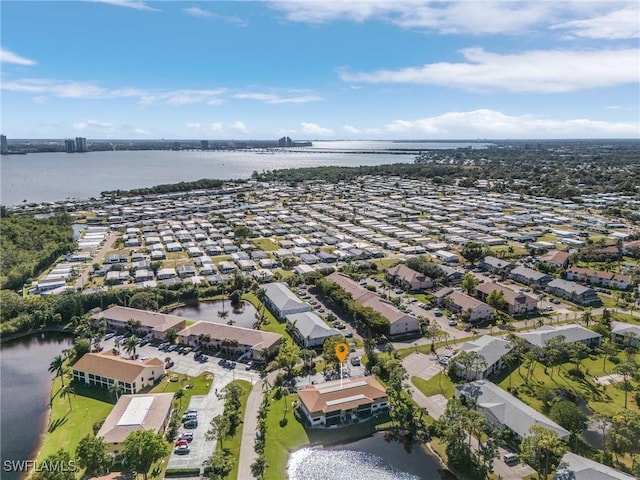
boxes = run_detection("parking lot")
[99,336,260,470]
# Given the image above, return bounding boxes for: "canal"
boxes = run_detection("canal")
[0,333,73,480]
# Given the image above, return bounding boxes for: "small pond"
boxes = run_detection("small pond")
[171,300,258,329]
[287,432,456,480]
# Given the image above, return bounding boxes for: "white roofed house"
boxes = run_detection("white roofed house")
[455,380,570,441]
[452,335,513,380]
[285,311,341,348]
[516,324,602,349]
[262,282,311,319]
[96,393,174,454]
[611,322,640,348]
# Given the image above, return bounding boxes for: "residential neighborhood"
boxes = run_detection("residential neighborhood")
[4,173,640,480]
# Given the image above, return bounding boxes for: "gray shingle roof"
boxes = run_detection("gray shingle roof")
[554,452,636,480]
[456,380,570,440]
[286,312,341,342]
[516,324,601,348]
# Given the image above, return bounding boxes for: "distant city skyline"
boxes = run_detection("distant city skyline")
[1,1,639,140]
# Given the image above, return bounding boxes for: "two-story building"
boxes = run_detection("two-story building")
[297,376,389,428]
[385,265,433,292]
[73,351,164,394]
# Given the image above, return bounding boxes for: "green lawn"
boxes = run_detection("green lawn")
[412,374,456,399]
[37,378,114,463]
[371,258,401,269]
[150,371,214,415]
[264,392,309,480]
[498,351,639,417]
[243,293,292,341]
[252,238,280,251]
[215,380,252,480]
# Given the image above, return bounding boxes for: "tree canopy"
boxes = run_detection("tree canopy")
[121,430,168,480]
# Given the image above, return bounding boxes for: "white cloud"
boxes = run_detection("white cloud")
[231,121,248,133]
[271,1,640,38]
[183,6,247,25]
[552,6,640,39]
[339,47,639,93]
[72,119,153,136]
[2,78,110,98]
[1,48,36,66]
[2,78,227,105]
[74,120,115,130]
[164,89,227,105]
[209,122,223,132]
[383,109,639,138]
[186,122,202,129]
[301,122,334,136]
[94,0,160,12]
[270,1,553,35]
[233,92,322,104]
[342,125,361,134]
[184,7,215,19]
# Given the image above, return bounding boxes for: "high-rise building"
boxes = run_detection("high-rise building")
[201,140,209,150]
[0,135,8,155]
[75,137,88,152]
[172,141,181,151]
[65,139,76,153]
[278,136,293,147]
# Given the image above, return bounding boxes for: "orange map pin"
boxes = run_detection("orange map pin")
[335,342,349,363]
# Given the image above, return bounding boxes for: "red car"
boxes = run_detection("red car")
[175,438,189,446]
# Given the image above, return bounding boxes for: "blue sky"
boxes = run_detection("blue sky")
[1,0,639,140]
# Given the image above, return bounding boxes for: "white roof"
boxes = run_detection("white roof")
[117,396,154,426]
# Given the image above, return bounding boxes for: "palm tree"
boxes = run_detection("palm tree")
[60,384,75,411]
[123,336,138,358]
[48,355,66,387]
[109,382,123,402]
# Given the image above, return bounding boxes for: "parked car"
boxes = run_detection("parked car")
[503,453,518,465]
[448,320,458,326]
[434,310,443,317]
[178,432,194,442]
[245,361,253,370]
[185,408,197,414]
[175,438,189,446]
[183,419,198,429]
[174,445,190,455]
[344,332,353,338]
[350,356,361,366]
[103,333,115,341]
[551,298,561,304]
